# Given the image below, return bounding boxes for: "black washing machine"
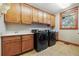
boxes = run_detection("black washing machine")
[48,30,56,46]
[33,30,48,52]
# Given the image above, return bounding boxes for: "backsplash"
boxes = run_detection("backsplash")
[5,23,52,34]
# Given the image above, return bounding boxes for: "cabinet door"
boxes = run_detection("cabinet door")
[22,35,33,52]
[44,13,50,25]
[32,8,38,23]
[2,36,21,56]
[21,4,32,24]
[50,15,55,27]
[38,10,43,23]
[44,12,47,24]
[5,4,21,23]
[47,14,51,25]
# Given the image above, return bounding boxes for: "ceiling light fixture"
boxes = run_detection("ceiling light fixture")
[0,3,11,16]
[56,3,72,9]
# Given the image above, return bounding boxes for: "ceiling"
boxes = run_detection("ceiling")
[29,3,79,14]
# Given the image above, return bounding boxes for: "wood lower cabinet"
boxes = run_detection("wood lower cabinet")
[22,35,34,52]
[5,4,21,23]
[21,4,32,24]
[2,36,21,56]
[1,34,34,56]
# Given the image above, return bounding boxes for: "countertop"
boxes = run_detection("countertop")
[0,32,34,36]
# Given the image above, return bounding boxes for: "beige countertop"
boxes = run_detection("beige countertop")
[0,32,34,36]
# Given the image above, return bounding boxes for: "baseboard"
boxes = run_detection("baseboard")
[57,40,79,46]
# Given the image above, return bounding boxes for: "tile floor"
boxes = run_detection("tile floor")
[21,41,79,56]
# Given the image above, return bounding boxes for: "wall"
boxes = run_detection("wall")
[0,15,53,35]
[55,13,79,45]
[0,15,6,56]
[5,23,52,34]
[0,38,1,56]
[0,15,6,35]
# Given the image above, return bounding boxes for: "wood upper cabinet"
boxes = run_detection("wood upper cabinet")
[50,15,55,27]
[32,8,38,23]
[21,4,32,24]
[22,35,34,52]
[4,3,55,25]
[5,4,21,23]
[43,12,47,24]
[44,13,51,25]
[47,14,51,25]
[2,36,21,56]
[38,10,43,23]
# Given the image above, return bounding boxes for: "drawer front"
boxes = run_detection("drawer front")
[3,39,21,44]
[22,35,33,40]
[2,36,21,43]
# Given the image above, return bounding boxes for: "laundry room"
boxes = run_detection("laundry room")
[0,3,79,56]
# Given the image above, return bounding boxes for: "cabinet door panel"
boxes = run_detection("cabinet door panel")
[44,13,51,25]
[2,41,21,56]
[22,40,29,52]
[2,36,21,56]
[50,15,55,27]
[44,12,47,24]
[22,35,33,52]
[47,14,51,25]
[33,8,38,23]
[5,4,21,23]
[21,4,32,24]
[22,39,33,52]
[38,10,43,23]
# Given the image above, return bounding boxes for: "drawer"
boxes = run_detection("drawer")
[22,38,33,41]
[2,36,21,42]
[22,35,33,39]
[3,39,21,44]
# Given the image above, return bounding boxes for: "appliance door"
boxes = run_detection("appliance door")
[38,33,48,44]
[36,32,48,51]
[49,32,56,46]
[50,32,56,40]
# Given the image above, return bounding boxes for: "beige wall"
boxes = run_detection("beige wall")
[55,12,79,45]
[0,15,6,56]
[59,30,79,45]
